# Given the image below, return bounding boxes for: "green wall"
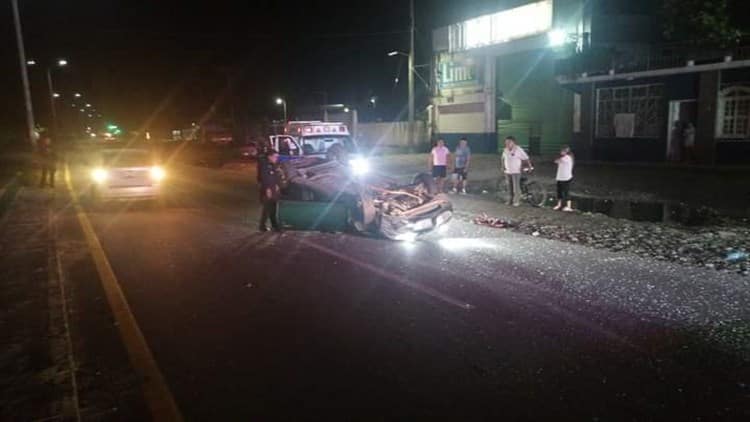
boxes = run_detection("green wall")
[495,49,573,155]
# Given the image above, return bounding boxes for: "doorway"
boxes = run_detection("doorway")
[666,100,697,161]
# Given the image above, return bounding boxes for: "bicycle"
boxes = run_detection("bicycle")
[495,167,548,207]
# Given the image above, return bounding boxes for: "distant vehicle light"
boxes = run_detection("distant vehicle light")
[150,166,166,181]
[91,168,108,183]
[349,158,370,176]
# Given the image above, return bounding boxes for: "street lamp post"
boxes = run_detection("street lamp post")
[275,97,287,123]
[11,0,36,147]
[28,58,67,140]
[408,0,415,151]
[388,48,415,150]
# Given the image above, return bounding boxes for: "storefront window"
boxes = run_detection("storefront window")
[596,84,663,138]
[717,86,750,139]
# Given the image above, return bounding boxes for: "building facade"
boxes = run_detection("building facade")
[555,0,750,165]
[558,48,750,165]
[431,0,587,153]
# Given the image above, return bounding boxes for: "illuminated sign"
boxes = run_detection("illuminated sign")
[450,0,553,51]
[437,55,483,89]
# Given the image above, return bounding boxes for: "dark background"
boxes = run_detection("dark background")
[0,0,509,140]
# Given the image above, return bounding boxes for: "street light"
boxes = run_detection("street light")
[52,93,60,98]
[387,49,414,149]
[275,97,287,122]
[548,30,567,47]
[74,93,82,98]
[27,57,68,140]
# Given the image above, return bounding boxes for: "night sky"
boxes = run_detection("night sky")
[1,0,505,139]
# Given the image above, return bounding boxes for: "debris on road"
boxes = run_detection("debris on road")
[472,213,514,229]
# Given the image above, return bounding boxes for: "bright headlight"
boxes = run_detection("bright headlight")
[394,232,418,243]
[349,158,370,175]
[91,168,108,183]
[150,166,165,181]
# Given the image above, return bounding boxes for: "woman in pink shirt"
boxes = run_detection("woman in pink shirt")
[429,139,451,193]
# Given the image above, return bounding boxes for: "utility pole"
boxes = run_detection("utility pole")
[408,0,415,150]
[11,0,36,147]
[317,91,328,122]
[46,68,58,140]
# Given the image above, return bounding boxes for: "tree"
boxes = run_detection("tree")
[662,0,742,47]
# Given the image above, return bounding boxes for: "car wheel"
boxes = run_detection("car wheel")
[346,203,368,233]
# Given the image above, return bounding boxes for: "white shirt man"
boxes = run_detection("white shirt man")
[501,137,531,206]
[502,143,529,175]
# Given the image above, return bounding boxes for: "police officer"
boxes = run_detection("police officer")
[258,149,282,232]
[38,136,57,188]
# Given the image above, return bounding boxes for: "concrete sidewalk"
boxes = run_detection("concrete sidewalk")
[0,188,76,420]
[0,185,149,420]
[371,154,750,216]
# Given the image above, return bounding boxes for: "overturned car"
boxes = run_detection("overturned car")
[278,157,452,240]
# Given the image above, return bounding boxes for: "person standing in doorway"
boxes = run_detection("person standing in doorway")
[429,139,451,193]
[258,149,282,232]
[451,137,471,194]
[38,136,57,188]
[501,136,531,206]
[553,146,574,211]
[683,122,696,163]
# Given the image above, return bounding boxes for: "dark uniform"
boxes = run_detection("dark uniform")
[38,140,57,188]
[258,159,281,231]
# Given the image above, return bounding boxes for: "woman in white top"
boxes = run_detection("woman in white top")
[553,146,574,212]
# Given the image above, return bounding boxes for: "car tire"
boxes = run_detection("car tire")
[347,207,367,233]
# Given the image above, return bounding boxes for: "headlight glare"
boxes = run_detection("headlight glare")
[150,166,165,181]
[91,168,108,183]
[349,158,370,176]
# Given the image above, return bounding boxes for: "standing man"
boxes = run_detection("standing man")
[258,149,282,232]
[38,136,57,188]
[501,136,531,206]
[451,137,471,194]
[429,139,450,193]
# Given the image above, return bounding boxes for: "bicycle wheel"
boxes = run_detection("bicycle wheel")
[524,182,547,207]
[495,176,506,201]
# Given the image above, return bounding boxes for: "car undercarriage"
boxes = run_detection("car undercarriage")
[280,157,452,239]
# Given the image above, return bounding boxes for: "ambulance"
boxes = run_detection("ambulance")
[269,121,357,162]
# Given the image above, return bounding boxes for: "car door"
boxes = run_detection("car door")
[270,135,302,162]
[277,186,350,232]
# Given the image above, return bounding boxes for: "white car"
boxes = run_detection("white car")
[89,148,166,202]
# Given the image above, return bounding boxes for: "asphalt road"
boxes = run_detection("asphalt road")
[57,160,749,421]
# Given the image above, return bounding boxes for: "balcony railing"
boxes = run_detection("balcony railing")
[556,40,750,81]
